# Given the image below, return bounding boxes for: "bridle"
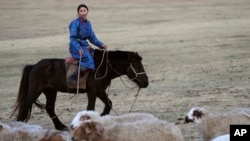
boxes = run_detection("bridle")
[127,63,146,81]
[95,50,146,83]
[94,50,145,113]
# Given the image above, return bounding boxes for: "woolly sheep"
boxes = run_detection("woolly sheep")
[71,110,101,129]
[72,119,185,141]
[0,121,71,141]
[211,134,229,141]
[70,110,158,129]
[185,107,250,141]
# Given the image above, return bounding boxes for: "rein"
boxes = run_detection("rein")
[129,88,141,113]
[95,50,146,88]
[94,50,145,113]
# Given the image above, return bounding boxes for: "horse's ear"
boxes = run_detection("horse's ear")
[193,109,205,119]
[129,52,141,61]
[134,52,142,61]
[135,52,138,56]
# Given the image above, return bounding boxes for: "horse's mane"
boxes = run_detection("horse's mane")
[94,49,142,61]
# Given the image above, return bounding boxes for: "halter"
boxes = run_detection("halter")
[94,50,145,114]
[127,63,146,81]
[95,50,146,83]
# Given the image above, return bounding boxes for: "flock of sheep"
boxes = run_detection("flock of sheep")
[0,107,250,141]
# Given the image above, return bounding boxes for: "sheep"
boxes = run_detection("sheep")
[211,134,229,141]
[71,110,101,129]
[72,119,185,141]
[184,107,250,141]
[0,121,71,141]
[70,110,158,129]
[38,130,71,141]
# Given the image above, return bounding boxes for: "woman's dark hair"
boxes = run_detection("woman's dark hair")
[77,4,89,12]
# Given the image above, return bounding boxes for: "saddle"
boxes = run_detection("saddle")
[65,57,89,89]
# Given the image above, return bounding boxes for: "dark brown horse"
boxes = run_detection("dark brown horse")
[12,49,148,131]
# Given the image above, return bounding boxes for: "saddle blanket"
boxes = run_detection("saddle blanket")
[65,57,89,89]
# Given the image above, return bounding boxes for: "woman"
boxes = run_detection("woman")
[68,4,107,84]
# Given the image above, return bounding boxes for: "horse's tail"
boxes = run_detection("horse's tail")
[34,100,46,109]
[12,65,34,122]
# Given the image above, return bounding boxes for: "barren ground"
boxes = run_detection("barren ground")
[0,0,250,140]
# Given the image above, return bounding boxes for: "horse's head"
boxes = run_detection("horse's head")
[126,52,149,88]
[94,50,149,88]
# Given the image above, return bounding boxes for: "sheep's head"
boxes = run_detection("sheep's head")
[71,111,101,130]
[72,120,104,141]
[185,107,208,123]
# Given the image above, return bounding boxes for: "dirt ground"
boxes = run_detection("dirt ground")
[0,0,250,140]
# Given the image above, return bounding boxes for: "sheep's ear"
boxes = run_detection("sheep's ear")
[193,110,204,119]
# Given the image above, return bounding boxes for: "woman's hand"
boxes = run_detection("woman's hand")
[102,44,107,50]
[79,49,83,55]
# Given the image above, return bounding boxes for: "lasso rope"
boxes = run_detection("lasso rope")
[76,54,82,95]
[70,53,82,104]
[94,49,108,80]
[108,62,138,89]
[94,50,141,114]
[70,49,142,114]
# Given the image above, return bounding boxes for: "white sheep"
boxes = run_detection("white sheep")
[72,119,185,141]
[211,134,229,141]
[71,110,101,129]
[70,110,158,129]
[185,107,250,141]
[0,121,71,141]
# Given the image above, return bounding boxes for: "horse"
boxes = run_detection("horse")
[12,49,149,131]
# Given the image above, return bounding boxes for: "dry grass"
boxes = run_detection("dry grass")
[0,0,250,140]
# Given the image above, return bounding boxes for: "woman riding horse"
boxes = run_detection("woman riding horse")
[12,50,149,131]
[68,4,107,84]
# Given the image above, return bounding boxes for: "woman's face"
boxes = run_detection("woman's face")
[78,7,88,20]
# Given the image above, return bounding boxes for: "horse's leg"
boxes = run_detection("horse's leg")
[97,91,112,116]
[86,91,97,111]
[43,88,68,131]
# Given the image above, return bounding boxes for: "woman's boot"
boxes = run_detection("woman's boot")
[68,67,87,84]
[68,69,78,84]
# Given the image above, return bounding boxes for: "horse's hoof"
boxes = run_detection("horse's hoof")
[101,113,109,116]
[56,125,70,131]
[61,126,70,131]
[63,127,70,131]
